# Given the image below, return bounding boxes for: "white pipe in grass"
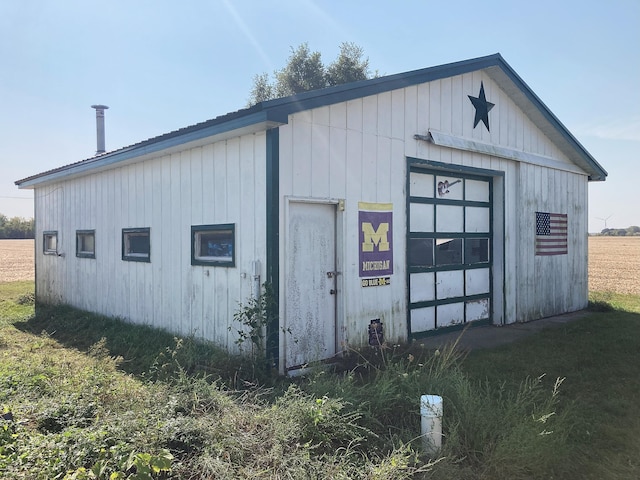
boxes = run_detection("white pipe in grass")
[420,395,443,453]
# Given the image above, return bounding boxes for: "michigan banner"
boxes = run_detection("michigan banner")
[359,202,393,280]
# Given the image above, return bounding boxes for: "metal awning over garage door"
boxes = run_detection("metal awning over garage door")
[407,166,493,338]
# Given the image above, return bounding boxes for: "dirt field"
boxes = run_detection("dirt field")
[588,236,640,295]
[1,237,639,294]
[0,239,34,283]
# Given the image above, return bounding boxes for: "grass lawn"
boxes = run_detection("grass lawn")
[463,291,640,479]
[1,282,639,479]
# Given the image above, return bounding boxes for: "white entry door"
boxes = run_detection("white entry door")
[285,201,337,370]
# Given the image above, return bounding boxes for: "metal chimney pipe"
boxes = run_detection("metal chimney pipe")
[91,104,109,155]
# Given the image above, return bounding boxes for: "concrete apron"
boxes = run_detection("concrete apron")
[417,310,592,351]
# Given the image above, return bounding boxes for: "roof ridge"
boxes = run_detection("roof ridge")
[16,53,606,186]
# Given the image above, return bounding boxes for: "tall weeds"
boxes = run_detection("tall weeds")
[301,339,571,479]
[1,283,578,479]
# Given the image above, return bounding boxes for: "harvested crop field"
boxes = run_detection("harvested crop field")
[0,237,638,295]
[0,239,34,282]
[589,236,640,295]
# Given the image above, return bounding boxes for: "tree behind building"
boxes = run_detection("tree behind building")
[0,214,34,239]
[248,42,375,105]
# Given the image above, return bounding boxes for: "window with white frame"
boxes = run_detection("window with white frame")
[43,231,58,255]
[76,230,95,258]
[122,228,150,262]
[191,224,235,266]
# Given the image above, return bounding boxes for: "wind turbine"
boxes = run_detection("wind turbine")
[596,215,613,229]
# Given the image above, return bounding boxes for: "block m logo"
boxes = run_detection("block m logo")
[358,203,393,277]
[361,222,390,252]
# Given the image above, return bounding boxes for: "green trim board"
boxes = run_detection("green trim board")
[16,112,286,188]
[410,317,492,340]
[405,168,412,337]
[409,259,491,274]
[412,292,491,309]
[409,197,490,208]
[407,157,505,179]
[499,175,506,326]
[265,128,280,369]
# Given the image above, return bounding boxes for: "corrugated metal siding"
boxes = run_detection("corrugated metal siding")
[34,133,267,351]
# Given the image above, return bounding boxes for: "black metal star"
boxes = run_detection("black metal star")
[468,82,495,131]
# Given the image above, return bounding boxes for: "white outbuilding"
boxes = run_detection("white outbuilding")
[16,54,606,374]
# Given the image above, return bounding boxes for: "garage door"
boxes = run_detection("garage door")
[408,167,492,337]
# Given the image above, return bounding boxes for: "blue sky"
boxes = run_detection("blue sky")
[1,0,638,232]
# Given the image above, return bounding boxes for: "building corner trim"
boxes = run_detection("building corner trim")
[265,128,280,369]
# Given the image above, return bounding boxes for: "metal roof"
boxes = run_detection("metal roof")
[15,53,607,188]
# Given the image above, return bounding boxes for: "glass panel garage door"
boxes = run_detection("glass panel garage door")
[408,168,492,337]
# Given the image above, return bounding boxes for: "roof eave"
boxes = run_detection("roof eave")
[261,53,606,181]
[484,64,607,182]
[16,109,287,189]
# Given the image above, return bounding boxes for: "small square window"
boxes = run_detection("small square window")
[122,228,150,262]
[435,238,463,266]
[409,238,434,268]
[43,231,58,255]
[191,224,235,267]
[465,238,489,264]
[76,230,95,258]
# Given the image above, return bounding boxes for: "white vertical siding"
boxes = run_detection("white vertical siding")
[311,111,331,197]
[199,144,215,341]
[515,164,588,321]
[179,150,193,335]
[280,92,411,347]
[279,70,590,349]
[33,133,267,351]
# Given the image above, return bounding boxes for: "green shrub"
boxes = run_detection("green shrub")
[36,398,97,434]
[16,292,35,305]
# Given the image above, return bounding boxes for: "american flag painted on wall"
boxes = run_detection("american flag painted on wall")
[535,212,568,256]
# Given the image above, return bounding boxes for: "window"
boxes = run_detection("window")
[76,230,95,258]
[191,224,235,267]
[465,238,489,264]
[122,228,150,262]
[435,238,463,266]
[43,231,58,255]
[408,238,434,267]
